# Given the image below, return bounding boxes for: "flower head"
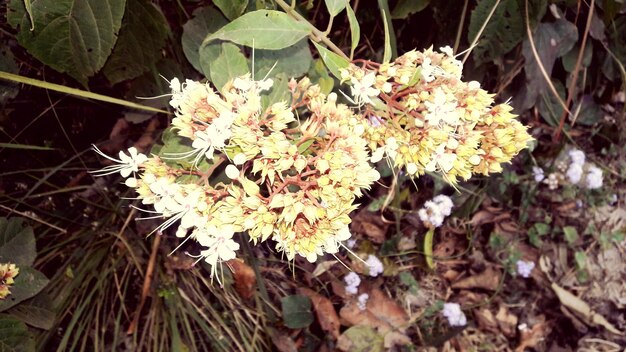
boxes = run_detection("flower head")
[442,302,467,327]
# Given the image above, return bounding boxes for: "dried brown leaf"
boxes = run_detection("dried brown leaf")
[339,288,408,334]
[227,259,256,300]
[452,266,501,291]
[297,287,340,339]
[495,306,518,338]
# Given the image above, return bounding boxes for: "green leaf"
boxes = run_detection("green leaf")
[102,0,169,85]
[0,267,49,312]
[7,294,56,330]
[0,314,36,352]
[324,0,346,17]
[345,1,360,59]
[182,6,229,75]
[261,73,291,111]
[213,0,247,20]
[202,10,311,50]
[254,40,313,79]
[0,47,19,105]
[12,0,127,86]
[210,43,249,91]
[537,79,566,127]
[308,59,335,95]
[281,295,313,329]
[337,326,384,352]
[157,128,195,169]
[573,95,603,126]
[0,218,36,266]
[562,43,593,72]
[7,0,26,29]
[563,226,578,245]
[468,0,522,65]
[391,0,430,19]
[424,228,435,269]
[311,41,349,80]
[379,1,393,63]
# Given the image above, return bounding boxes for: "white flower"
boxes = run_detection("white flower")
[366,254,384,277]
[225,165,240,180]
[585,165,603,189]
[516,260,535,278]
[344,272,361,295]
[346,239,357,249]
[568,149,586,166]
[424,88,460,126]
[545,172,559,190]
[357,293,369,311]
[566,163,583,184]
[418,195,454,228]
[424,144,457,173]
[532,166,545,182]
[371,137,399,163]
[442,303,466,327]
[195,225,240,281]
[91,145,148,178]
[350,72,380,105]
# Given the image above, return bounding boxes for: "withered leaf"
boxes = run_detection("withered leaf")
[298,287,341,339]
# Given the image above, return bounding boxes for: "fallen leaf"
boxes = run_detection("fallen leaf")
[551,283,623,335]
[351,210,389,243]
[452,266,501,291]
[227,259,256,300]
[383,331,412,349]
[339,288,409,334]
[312,260,337,277]
[473,308,499,333]
[297,288,340,339]
[495,306,518,338]
[270,332,298,352]
[337,325,384,352]
[516,316,550,352]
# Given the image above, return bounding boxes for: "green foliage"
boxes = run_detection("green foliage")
[102,0,169,85]
[202,10,311,50]
[391,0,430,19]
[253,40,313,80]
[0,314,35,352]
[311,42,349,79]
[213,0,247,21]
[0,218,35,267]
[182,6,229,76]
[9,0,126,86]
[210,43,249,91]
[324,0,346,17]
[345,2,360,59]
[280,295,313,329]
[0,267,48,312]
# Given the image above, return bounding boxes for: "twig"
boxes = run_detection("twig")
[0,204,67,233]
[127,233,161,334]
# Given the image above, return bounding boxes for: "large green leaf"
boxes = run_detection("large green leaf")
[345,1,360,59]
[11,0,126,86]
[213,0,248,20]
[324,0,346,17]
[210,43,249,91]
[311,41,349,80]
[102,0,169,85]
[254,40,312,79]
[0,314,35,352]
[182,6,228,76]
[0,218,36,267]
[468,0,547,65]
[0,267,49,312]
[391,0,430,19]
[281,295,313,329]
[202,10,311,50]
[6,293,56,330]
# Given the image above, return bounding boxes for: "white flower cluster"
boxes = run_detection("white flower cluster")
[357,293,369,311]
[516,260,535,278]
[538,148,604,190]
[344,272,361,295]
[532,166,545,183]
[365,254,384,277]
[566,149,585,184]
[418,195,453,228]
[442,302,467,327]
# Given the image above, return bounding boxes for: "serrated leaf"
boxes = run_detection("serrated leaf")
[281,295,314,329]
[7,294,56,330]
[0,218,36,266]
[254,40,312,79]
[324,0,346,17]
[345,1,360,59]
[202,10,311,50]
[311,41,349,79]
[182,6,229,75]
[210,43,249,91]
[213,0,247,21]
[12,0,126,86]
[0,314,36,352]
[102,0,168,85]
[0,267,49,312]
[391,0,430,19]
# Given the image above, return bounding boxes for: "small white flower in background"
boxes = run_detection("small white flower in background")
[532,166,545,182]
[545,173,559,190]
[566,163,583,184]
[609,194,618,205]
[366,254,384,277]
[357,293,369,311]
[568,149,586,166]
[418,195,454,228]
[344,272,361,295]
[585,165,603,189]
[516,260,535,278]
[346,239,357,249]
[442,302,467,327]
[91,146,148,178]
